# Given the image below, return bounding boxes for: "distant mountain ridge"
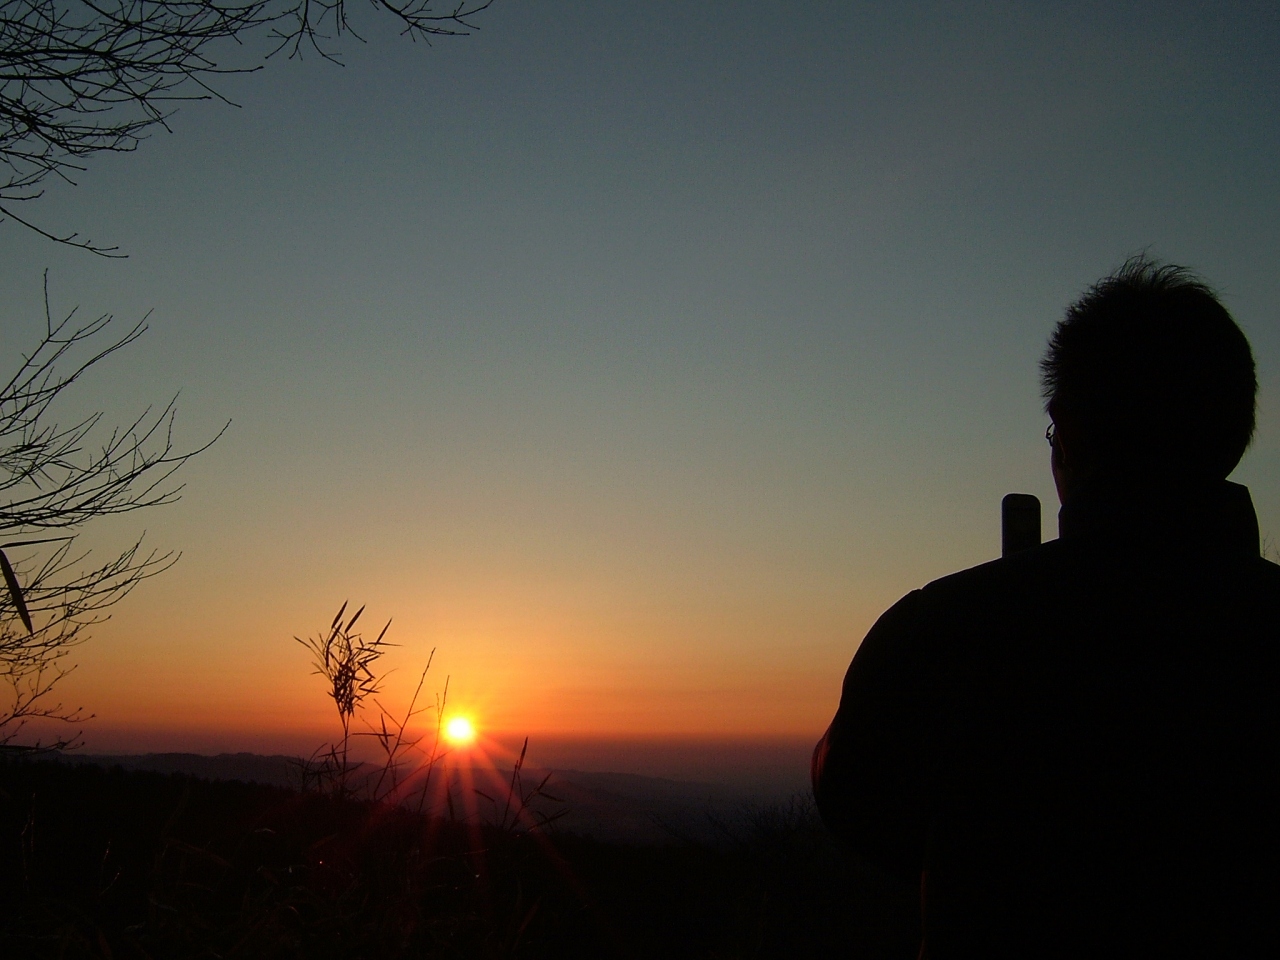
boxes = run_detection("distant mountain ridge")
[69,752,300,788]
[60,752,808,844]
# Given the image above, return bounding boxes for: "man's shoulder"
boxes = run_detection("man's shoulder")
[916,538,1072,608]
[910,541,1280,626]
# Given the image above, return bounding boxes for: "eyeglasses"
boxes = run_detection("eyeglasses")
[1045,423,1056,448]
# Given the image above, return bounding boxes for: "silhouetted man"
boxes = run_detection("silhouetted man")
[813,258,1279,959]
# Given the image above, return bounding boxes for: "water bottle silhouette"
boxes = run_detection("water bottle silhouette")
[1001,493,1041,557]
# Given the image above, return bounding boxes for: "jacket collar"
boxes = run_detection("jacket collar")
[1058,478,1259,558]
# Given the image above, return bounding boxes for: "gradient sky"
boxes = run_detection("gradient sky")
[1,1,1278,766]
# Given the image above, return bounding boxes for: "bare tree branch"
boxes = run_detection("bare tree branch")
[0,274,222,744]
[0,0,493,252]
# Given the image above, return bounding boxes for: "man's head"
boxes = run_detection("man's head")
[1041,256,1257,499]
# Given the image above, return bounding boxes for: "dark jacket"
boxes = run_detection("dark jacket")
[813,480,1280,959]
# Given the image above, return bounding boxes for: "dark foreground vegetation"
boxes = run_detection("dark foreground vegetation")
[0,757,918,959]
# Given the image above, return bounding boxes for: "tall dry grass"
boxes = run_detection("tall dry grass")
[295,602,392,797]
[293,602,557,831]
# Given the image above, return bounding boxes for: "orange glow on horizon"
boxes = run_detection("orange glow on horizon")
[56,587,857,754]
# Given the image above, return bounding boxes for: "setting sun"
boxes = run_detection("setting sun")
[444,716,475,745]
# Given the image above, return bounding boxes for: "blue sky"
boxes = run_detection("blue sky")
[1,0,1277,756]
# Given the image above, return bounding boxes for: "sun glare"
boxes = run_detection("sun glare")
[445,716,476,745]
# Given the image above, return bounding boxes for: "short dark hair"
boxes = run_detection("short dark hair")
[1041,256,1257,480]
